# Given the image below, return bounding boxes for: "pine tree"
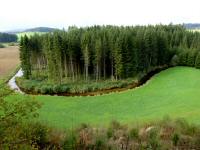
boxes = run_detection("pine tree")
[195,52,200,69]
[19,35,31,79]
[114,38,123,79]
[94,38,102,81]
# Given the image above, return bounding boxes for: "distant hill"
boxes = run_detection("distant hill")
[6,27,58,34]
[24,27,58,32]
[184,23,200,29]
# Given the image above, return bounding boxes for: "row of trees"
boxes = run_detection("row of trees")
[20,25,200,83]
[0,32,17,43]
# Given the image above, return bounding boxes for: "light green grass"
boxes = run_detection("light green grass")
[7,67,200,128]
[189,29,200,32]
[17,32,45,40]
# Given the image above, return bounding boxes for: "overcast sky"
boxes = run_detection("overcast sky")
[0,0,200,31]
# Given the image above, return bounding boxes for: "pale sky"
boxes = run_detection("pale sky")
[0,0,200,31]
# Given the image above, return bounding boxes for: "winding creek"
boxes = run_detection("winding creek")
[8,68,24,94]
[8,66,169,96]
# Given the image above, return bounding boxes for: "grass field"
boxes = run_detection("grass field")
[7,66,200,129]
[189,29,200,32]
[17,32,46,40]
[0,46,20,81]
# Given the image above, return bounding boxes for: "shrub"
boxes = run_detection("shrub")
[172,132,179,146]
[170,55,179,66]
[63,132,77,150]
[16,77,136,95]
[187,49,198,67]
[146,128,161,150]
[0,43,5,48]
[129,128,139,140]
[107,127,114,139]
[53,85,61,94]
[22,122,49,149]
[40,85,49,94]
[195,52,200,69]
[179,50,189,66]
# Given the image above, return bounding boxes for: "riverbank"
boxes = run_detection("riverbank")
[14,66,169,96]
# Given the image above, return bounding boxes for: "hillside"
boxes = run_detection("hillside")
[23,27,58,32]
[6,27,58,34]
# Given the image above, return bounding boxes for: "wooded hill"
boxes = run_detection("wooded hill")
[19,25,200,84]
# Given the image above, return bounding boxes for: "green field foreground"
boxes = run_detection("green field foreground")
[8,66,200,128]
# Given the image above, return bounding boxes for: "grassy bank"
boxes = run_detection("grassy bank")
[16,77,137,95]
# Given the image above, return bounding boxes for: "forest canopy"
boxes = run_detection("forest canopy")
[19,25,200,84]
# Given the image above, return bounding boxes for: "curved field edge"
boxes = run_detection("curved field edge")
[15,66,168,96]
[7,66,200,128]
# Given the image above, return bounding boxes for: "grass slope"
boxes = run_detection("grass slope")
[8,67,200,128]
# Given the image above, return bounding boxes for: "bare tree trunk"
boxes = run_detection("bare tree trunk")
[85,63,88,81]
[70,55,74,82]
[111,58,114,80]
[64,54,68,77]
[103,51,106,79]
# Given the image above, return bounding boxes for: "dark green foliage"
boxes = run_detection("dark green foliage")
[195,52,200,69]
[0,43,5,48]
[18,25,174,82]
[19,25,200,85]
[0,32,17,43]
[187,49,198,67]
[147,128,161,150]
[172,133,179,146]
[129,128,139,140]
[19,35,32,79]
[0,85,42,149]
[16,77,135,94]
[179,50,189,66]
[63,133,77,150]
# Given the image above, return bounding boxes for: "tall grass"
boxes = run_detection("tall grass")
[2,117,200,149]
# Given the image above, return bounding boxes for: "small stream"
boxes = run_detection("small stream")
[8,68,24,94]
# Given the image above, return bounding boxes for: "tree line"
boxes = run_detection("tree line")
[19,25,200,83]
[0,32,17,43]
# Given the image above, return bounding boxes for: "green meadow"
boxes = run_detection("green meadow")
[7,66,200,128]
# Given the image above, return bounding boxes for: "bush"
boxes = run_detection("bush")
[0,43,5,48]
[63,133,77,150]
[187,49,198,67]
[172,132,179,146]
[195,52,200,69]
[146,128,161,149]
[129,128,139,140]
[179,50,189,66]
[171,55,179,66]
[16,76,136,95]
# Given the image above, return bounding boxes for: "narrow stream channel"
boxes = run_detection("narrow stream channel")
[8,68,24,94]
[8,66,169,96]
